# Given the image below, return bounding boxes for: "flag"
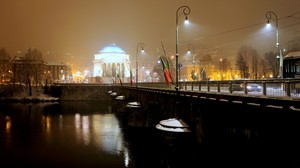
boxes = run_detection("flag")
[161,41,170,69]
[117,74,123,86]
[160,57,172,87]
[161,42,174,84]
[157,48,172,87]
[129,68,133,86]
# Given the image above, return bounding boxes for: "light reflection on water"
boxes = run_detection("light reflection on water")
[72,113,124,155]
[0,101,132,168]
[5,116,11,133]
[4,100,297,167]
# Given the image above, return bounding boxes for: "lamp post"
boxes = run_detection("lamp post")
[126,43,145,108]
[265,11,282,78]
[187,44,195,65]
[136,42,145,87]
[176,6,191,91]
[187,44,196,76]
[155,5,192,134]
[219,58,224,80]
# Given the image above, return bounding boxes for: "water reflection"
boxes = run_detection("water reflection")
[0,101,132,167]
[5,116,11,133]
[71,112,124,154]
[4,100,294,167]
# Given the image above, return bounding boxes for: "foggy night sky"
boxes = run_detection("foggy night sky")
[1,0,300,69]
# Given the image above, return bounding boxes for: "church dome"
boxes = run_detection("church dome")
[98,44,126,54]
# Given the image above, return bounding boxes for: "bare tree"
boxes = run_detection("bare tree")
[258,58,268,79]
[264,51,278,78]
[236,45,261,79]
[18,48,45,96]
[219,58,231,80]
[250,48,259,79]
[199,54,213,79]
[236,46,249,78]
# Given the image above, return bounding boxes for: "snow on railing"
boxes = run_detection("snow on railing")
[133,79,300,99]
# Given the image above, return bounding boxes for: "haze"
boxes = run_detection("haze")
[1,0,300,71]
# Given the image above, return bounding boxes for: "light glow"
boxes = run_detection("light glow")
[184,19,189,24]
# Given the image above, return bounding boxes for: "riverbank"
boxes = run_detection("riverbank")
[0,85,59,103]
[0,94,59,103]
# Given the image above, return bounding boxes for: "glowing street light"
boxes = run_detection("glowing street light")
[265,11,282,78]
[127,43,144,108]
[175,5,191,92]
[156,6,192,134]
[136,42,145,87]
[187,43,195,68]
[187,44,198,81]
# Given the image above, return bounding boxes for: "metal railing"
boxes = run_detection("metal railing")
[123,79,300,100]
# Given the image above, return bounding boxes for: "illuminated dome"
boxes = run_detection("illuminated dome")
[98,44,126,54]
[93,43,130,84]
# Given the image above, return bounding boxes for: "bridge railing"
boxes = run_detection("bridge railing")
[123,79,300,99]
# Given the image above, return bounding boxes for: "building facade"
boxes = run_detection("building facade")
[47,62,72,83]
[93,44,131,83]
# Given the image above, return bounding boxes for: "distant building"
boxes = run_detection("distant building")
[283,50,300,78]
[93,44,131,83]
[11,56,48,85]
[5,55,72,85]
[46,62,72,83]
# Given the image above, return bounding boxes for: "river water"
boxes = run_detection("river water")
[1,100,300,168]
[0,101,198,168]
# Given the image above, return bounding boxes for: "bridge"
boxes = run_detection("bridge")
[51,78,300,110]
[50,79,300,144]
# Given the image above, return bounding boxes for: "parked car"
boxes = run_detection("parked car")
[229,83,262,92]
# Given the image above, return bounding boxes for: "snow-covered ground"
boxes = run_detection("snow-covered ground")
[0,85,59,102]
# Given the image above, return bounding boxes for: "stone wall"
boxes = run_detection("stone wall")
[49,84,114,101]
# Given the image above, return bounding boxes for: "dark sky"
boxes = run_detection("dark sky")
[1,0,300,70]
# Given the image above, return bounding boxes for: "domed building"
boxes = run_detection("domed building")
[93,44,131,83]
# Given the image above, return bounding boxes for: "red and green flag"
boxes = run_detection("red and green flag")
[161,42,174,84]
[117,74,123,86]
[157,49,172,88]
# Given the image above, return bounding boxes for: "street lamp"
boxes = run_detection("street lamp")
[126,43,144,109]
[136,42,145,87]
[187,43,195,68]
[187,43,195,58]
[265,11,282,78]
[219,58,224,80]
[187,44,197,81]
[156,6,192,134]
[176,6,191,91]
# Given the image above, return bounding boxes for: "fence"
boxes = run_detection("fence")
[123,79,300,99]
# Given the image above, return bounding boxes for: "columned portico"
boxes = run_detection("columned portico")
[93,44,131,83]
